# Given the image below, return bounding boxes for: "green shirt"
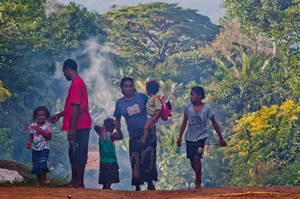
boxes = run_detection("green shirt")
[98,132,117,163]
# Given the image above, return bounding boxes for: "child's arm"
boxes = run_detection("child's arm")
[26,134,33,149]
[94,125,103,136]
[35,126,52,140]
[210,116,227,147]
[110,122,123,143]
[177,113,188,147]
[152,109,162,123]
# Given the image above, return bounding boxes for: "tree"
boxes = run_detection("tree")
[0,0,106,172]
[223,0,300,53]
[103,2,219,75]
[204,19,274,79]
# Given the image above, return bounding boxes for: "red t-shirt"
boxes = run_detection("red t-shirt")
[62,76,92,131]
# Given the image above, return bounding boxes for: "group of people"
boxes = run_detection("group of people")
[26,58,227,190]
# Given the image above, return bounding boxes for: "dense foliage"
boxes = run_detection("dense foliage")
[0,0,299,190]
[224,101,300,186]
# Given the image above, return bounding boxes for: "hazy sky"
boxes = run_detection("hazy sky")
[57,0,226,24]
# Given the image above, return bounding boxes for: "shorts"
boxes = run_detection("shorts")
[147,115,153,119]
[186,138,207,161]
[31,149,49,174]
[69,129,90,165]
[99,162,120,184]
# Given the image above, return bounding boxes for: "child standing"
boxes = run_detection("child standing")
[140,80,162,146]
[176,86,227,189]
[26,105,52,185]
[94,117,123,190]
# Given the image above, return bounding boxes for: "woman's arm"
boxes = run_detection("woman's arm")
[177,113,188,147]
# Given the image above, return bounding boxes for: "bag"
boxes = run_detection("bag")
[153,96,172,121]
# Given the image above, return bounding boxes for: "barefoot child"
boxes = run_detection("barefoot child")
[94,117,123,189]
[140,80,162,146]
[26,105,52,185]
[176,86,227,189]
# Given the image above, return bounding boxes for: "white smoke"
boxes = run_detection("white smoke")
[51,37,132,190]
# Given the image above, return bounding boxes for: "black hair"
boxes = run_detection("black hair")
[120,76,137,94]
[103,117,115,130]
[191,86,205,99]
[120,76,134,88]
[33,105,51,121]
[146,80,160,94]
[63,59,77,71]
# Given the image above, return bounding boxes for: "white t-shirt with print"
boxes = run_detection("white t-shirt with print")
[184,103,215,142]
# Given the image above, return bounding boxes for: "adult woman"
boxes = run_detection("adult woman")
[113,77,157,191]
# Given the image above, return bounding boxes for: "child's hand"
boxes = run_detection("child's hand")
[26,142,31,149]
[153,117,158,124]
[176,137,182,147]
[94,125,101,135]
[35,126,42,133]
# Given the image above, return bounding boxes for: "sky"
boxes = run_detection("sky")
[57,0,226,25]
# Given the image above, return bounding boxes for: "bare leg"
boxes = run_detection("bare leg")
[135,185,140,191]
[147,180,155,190]
[37,174,43,185]
[190,160,195,171]
[194,156,202,189]
[141,118,153,143]
[74,164,85,188]
[42,172,50,185]
[106,184,112,190]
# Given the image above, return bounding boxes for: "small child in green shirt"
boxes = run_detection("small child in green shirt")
[94,117,123,190]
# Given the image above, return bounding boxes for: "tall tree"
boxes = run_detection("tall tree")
[103,2,219,75]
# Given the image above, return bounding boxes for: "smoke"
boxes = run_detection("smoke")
[52,37,132,190]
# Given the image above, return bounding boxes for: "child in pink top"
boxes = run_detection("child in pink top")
[27,105,52,185]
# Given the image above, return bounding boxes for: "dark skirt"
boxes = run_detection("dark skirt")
[98,162,120,184]
[31,149,49,174]
[129,125,157,185]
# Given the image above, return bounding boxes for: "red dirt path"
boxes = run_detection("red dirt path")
[1,186,300,199]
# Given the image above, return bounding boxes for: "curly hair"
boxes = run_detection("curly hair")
[32,106,51,121]
[146,80,160,94]
[103,117,115,130]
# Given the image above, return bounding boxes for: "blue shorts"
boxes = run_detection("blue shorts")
[31,149,49,174]
[68,129,90,165]
[186,138,207,161]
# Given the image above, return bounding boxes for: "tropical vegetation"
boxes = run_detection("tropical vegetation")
[0,0,299,189]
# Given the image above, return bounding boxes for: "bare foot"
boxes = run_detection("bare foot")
[42,176,50,186]
[61,182,74,188]
[135,185,140,191]
[38,179,44,185]
[195,184,202,189]
[72,183,85,189]
[147,181,155,190]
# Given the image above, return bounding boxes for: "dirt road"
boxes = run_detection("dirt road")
[1,186,300,199]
